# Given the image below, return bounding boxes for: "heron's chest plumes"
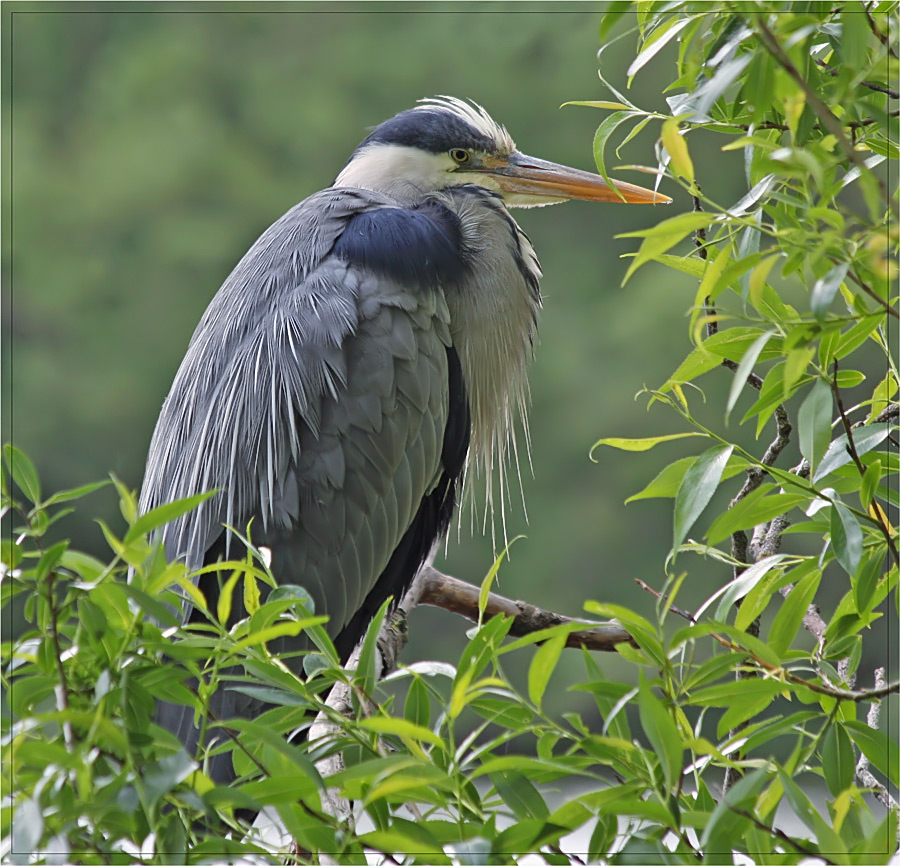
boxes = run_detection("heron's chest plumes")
[440,190,542,537]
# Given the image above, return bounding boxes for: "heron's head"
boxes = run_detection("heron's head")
[334,96,670,207]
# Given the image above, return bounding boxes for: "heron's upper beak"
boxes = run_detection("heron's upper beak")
[478,152,671,206]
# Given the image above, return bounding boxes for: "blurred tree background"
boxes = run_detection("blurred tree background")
[6,7,768,690]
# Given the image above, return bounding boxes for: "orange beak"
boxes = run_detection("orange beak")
[480,152,671,205]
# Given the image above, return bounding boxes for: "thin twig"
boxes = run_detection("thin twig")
[832,261,899,321]
[727,805,836,864]
[815,59,900,98]
[831,361,900,567]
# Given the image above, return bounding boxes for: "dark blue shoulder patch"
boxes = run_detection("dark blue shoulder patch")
[332,201,469,291]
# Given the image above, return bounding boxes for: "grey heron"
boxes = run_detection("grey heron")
[140,97,669,783]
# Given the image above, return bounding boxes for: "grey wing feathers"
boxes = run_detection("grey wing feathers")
[139,188,453,646]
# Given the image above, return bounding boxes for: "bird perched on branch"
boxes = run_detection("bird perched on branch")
[140,96,668,783]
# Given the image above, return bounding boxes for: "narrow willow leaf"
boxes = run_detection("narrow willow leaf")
[661,117,694,184]
[592,111,635,194]
[404,677,430,729]
[359,716,443,748]
[591,432,706,458]
[813,423,894,482]
[811,262,849,321]
[123,490,216,545]
[747,255,779,314]
[865,372,898,424]
[860,460,882,509]
[562,100,632,110]
[619,212,717,284]
[478,536,522,617]
[831,501,863,577]
[768,567,822,657]
[673,444,734,548]
[3,444,41,504]
[714,554,788,621]
[725,329,776,421]
[638,673,683,789]
[627,456,698,503]
[217,570,241,625]
[707,487,807,546]
[490,769,550,821]
[822,723,856,796]
[528,629,567,711]
[782,345,816,399]
[627,15,697,78]
[844,720,899,786]
[797,379,833,474]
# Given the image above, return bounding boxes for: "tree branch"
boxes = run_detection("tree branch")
[403,565,635,651]
[831,361,900,567]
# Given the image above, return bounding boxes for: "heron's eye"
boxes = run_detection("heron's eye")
[450,148,470,165]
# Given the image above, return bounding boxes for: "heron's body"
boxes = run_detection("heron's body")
[140,98,666,782]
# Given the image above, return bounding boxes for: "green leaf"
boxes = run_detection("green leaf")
[619,212,717,284]
[404,677,430,729]
[629,454,752,503]
[528,628,567,711]
[490,769,550,821]
[652,253,708,279]
[661,117,694,184]
[627,15,697,78]
[478,535,521,618]
[123,490,217,545]
[855,549,886,613]
[725,329,776,421]
[811,262,849,320]
[42,479,109,506]
[637,673,683,789]
[844,720,899,785]
[707,486,808,545]
[797,379,833,474]
[141,750,197,808]
[627,456,699,503]
[822,723,855,796]
[778,770,847,853]
[690,677,787,710]
[592,111,635,196]
[831,501,863,577]
[673,444,734,548]
[768,567,822,657]
[216,569,241,625]
[813,423,894,483]
[714,553,789,621]
[357,596,392,697]
[562,100,632,110]
[3,444,41,503]
[591,432,706,458]
[359,716,444,748]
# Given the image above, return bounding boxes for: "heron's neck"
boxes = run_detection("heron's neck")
[439,188,542,539]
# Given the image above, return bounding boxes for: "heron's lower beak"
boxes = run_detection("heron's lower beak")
[483,152,670,205]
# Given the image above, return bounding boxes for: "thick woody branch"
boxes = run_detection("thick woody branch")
[402,565,635,651]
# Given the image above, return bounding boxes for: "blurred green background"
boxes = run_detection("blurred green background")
[11,7,868,708]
